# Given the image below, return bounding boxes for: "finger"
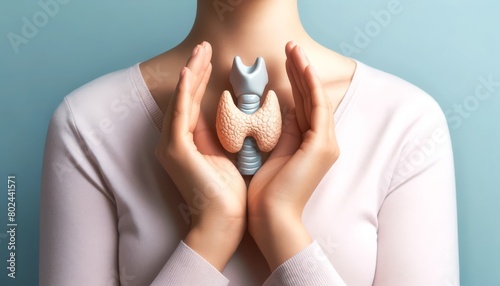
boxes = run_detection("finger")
[193,42,213,102]
[168,42,210,134]
[190,63,212,130]
[162,43,206,141]
[304,65,332,136]
[171,45,204,124]
[186,42,211,96]
[291,46,311,92]
[284,41,296,61]
[285,58,308,132]
[174,43,204,118]
[162,61,189,138]
[291,46,313,125]
[286,42,309,131]
[286,43,308,103]
[170,67,193,141]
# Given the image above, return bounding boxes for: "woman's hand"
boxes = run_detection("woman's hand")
[248,42,340,270]
[155,42,246,271]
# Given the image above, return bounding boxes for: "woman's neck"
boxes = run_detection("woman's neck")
[142,0,355,113]
[180,0,315,72]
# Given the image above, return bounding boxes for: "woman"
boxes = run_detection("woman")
[40,0,459,285]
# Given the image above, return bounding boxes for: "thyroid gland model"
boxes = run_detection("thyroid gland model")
[216,56,282,175]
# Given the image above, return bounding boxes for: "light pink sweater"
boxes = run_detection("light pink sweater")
[39,61,460,285]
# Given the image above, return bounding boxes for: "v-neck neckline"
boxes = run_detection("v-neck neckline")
[131,59,363,132]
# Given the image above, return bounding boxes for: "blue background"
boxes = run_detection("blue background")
[1,0,499,285]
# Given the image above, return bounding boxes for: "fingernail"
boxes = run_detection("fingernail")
[192,45,200,56]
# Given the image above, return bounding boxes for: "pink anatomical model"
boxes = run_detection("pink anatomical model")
[216,56,282,175]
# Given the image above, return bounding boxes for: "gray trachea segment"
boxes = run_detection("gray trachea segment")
[238,94,261,114]
[237,94,262,175]
[230,56,268,175]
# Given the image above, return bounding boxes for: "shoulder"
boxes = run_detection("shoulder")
[343,61,454,193]
[61,65,141,123]
[357,61,442,113]
[350,60,448,134]
[344,61,452,173]
[48,64,153,147]
[51,66,147,134]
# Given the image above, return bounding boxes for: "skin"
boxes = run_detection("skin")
[149,0,355,273]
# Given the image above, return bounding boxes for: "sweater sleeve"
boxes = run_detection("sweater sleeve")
[40,98,120,285]
[150,241,229,286]
[40,99,229,286]
[372,103,460,285]
[262,241,346,286]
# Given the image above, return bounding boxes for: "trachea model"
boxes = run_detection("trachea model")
[216,56,282,175]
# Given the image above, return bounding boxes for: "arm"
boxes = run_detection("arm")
[40,99,119,285]
[40,101,230,286]
[248,42,347,285]
[373,107,460,285]
[262,241,346,286]
[151,41,247,285]
[40,42,244,286]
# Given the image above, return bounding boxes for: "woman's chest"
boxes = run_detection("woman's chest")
[111,155,381,285]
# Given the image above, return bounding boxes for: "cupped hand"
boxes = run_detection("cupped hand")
[155,42,246,271]
[247,41,340,270]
